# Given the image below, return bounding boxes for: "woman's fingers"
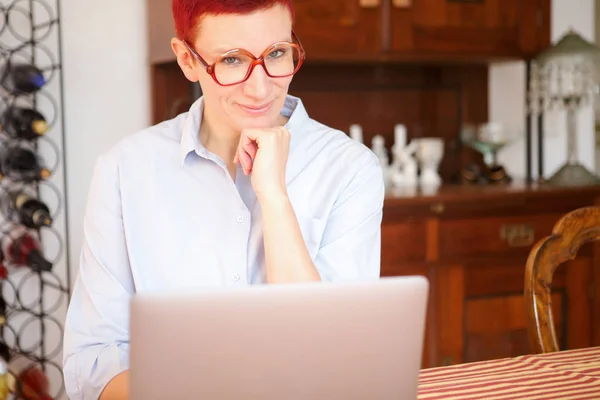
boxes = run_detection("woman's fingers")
[246,141,258,161]
[236,132,259,175]
[238,148,253,175]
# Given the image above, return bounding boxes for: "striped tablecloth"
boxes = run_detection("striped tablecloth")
[418,346,600,399]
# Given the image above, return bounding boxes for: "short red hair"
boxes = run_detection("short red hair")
[172,0,295,43]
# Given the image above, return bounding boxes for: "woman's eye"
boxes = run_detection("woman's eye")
[221,57,240,65]
[268,49,285,59]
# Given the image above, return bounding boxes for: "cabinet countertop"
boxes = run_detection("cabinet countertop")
[382,182,600,220]
[384,182,600,204]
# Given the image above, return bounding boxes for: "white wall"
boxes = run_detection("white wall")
[61,0,151,287]
[491,0,596,180]
[56,0,150,397]
[597,0,600,42]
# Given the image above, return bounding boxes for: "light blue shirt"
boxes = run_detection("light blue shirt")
[62,95,385,399]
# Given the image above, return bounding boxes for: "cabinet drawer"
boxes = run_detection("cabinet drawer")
[438,213,562,259]
[381,221,427,267]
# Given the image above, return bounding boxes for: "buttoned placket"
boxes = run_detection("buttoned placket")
[193,146,251,286]
[222,161,251,287]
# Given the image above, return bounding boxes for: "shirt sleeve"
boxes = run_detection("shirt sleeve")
[63,152,134,400]
[314,151,385,282]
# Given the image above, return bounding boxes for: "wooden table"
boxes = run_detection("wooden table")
[418,346,600,399]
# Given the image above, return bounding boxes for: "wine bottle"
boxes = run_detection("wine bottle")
[11,192,52,229]
[1,107,48,140]
[8,355,53,400]
[0,341,9,368]
[0,147,50,182]
[0,225,52,272]
[0,63,46,94]
[0,295,5,327]
[0,356,7,400]
[0,250,6,280]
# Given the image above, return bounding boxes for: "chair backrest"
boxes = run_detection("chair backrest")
[525,206,600,353]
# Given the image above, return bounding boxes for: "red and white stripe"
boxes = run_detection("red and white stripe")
[418,346,600,399]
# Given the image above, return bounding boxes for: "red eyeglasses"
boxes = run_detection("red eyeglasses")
[183,31,306,86]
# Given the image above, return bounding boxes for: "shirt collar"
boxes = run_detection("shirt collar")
[179,96,204,167]
[179,94,309,167]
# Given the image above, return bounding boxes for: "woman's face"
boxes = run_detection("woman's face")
[179,4,295,132]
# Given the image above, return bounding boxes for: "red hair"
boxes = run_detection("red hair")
[172,0,295,43]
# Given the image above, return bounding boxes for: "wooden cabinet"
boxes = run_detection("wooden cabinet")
[147,1,551,64]
[293,0,550,61]
[390,0,549,58]
[292,0,383,58]
[381,184,600,368]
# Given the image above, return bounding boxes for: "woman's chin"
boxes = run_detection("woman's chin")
[236,114,282,130]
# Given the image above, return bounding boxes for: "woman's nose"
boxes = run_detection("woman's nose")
[242,64,271,99]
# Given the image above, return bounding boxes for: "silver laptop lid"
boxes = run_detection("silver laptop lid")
[130,276,428,400]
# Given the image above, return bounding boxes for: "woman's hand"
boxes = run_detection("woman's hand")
[234,127,291,201]
[234,126,320,283]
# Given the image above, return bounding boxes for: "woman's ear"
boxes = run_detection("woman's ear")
[171,38,200,83]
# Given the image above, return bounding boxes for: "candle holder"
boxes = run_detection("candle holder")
[461,122,518,184]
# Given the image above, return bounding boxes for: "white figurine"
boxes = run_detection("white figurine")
[394,124,407,149]
[388,124,418,188]
[391,140,418,187]
[390,124,407,172]
[371,135,390,184]
[349,124,363,143]
[416,138,444,189]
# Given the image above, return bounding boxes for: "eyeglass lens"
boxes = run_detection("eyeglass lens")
[214,43,301,85]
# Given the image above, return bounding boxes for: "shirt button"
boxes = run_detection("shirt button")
[232,273,241,282]
[237,216,245,223]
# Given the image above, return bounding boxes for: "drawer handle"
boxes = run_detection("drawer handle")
[500,224,535,247]
[392,0,412,7]
[359,0,381,7]
[339,16,356,27]
[430,203,445,215]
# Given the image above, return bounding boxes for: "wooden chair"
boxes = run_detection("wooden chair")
[525,206,600,353]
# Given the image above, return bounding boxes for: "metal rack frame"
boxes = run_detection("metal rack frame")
[0,0,70,398]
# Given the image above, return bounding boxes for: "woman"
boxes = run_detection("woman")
[62,1,384,399]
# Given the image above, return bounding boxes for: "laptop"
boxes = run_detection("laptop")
[129,276,429,400]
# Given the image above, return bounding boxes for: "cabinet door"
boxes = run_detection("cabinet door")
[380,222,434,367]
[293,0,384,60]
[390,0,549,59]
[430,259,593,367]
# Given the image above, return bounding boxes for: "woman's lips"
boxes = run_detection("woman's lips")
[239,101,272,115]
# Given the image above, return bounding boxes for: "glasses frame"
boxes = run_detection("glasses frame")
[183,30,306,87]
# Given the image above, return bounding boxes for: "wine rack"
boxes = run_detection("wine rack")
[0,0,70,399]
